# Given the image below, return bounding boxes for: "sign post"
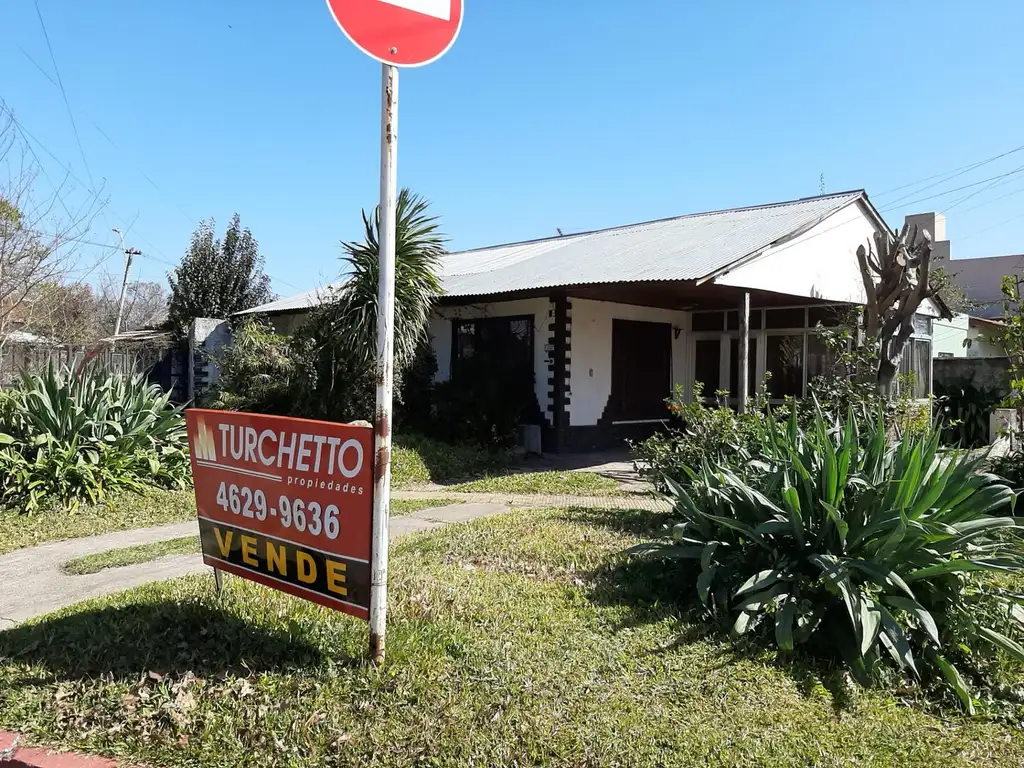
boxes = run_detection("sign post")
[326,0,463,664]
[369,62,398,663]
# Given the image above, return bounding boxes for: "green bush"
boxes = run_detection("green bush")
[640,408,1024,713]
[632,383,771,492]
[0,366,189,512]
[205,318,296,414]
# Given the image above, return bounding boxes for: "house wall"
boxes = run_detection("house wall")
[569,298,689,427]
[933,315,969,357]
[430,297,553,422]
[716,200,888,307]
[967,325,1006,358]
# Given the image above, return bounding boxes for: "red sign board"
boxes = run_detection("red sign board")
[186,409,374,620]
[326,0,463,67]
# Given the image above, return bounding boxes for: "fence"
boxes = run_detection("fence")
[0,341,177,391]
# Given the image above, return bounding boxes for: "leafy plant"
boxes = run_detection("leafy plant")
[640,407,1024,712]
[204,317,296,414]
[0,366,189,512]
[934,380,1003,448]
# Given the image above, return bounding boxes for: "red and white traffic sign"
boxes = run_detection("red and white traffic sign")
[326,0,463,67]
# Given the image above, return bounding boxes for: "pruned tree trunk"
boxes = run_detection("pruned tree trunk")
[856,222,939,396]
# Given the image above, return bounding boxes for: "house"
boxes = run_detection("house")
[933,315,1006,358]
[943,252,1023,320]
[241,190,944,452]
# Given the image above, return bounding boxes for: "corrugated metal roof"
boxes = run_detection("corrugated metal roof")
[242,191,863,314]
[237,282,346,315]
[440,191,863,296]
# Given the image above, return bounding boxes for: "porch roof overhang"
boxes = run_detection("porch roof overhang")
[435,280,845,312]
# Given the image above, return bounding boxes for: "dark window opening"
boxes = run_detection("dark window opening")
[694,339,721,399]
[692,312,725,332]
[728,337,758,400]
[765,308,807,329]
[610,320,672,421]
[899,339,932,399]
[766,334,804,398]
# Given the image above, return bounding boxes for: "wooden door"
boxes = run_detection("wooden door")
[610,319,672,421]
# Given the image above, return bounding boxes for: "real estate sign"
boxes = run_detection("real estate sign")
[186,409,374,621]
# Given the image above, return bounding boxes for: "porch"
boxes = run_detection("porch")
[430,280,934,453]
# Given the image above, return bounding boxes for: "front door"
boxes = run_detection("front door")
[609,319,672,421]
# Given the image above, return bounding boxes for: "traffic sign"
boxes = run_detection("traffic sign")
[326,0,463,67]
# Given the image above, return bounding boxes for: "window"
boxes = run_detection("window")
[766,335,804,398]
[806,333,838,383]
[452,315,534,380]
[899,339,932,399]
[692,312,725,332]
[694,339,721,397]
[912,314,933,336]
[808,306,846,328]
[765,308,806,329]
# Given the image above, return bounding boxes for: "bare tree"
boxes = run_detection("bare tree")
[856,223,948,394]
[0,110,105,349]
[95,277,168,335]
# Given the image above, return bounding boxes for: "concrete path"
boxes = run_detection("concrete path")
[394,489,670,512]
[0,502,511,627]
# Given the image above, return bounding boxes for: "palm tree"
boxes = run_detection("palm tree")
[334,189,446,371]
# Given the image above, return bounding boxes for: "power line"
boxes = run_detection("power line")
[878,166,1024,213]
[873,143,1024,199]
[944,162,1024,213]
[34,0,96,194]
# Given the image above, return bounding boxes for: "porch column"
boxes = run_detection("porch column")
[547,292,570,452]
[738,292,750,413]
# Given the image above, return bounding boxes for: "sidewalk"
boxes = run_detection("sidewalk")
[0,502,510,627]
[0,732,124,767]
[393,489,670,512]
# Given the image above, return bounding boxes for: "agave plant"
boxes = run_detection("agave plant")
[646,407,1024,712]
[0,365,189,512]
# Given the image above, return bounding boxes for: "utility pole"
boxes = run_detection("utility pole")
[111,228,142,338]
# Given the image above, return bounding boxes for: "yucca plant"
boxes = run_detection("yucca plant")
[644,407,1024,712]
[0,365,189,512]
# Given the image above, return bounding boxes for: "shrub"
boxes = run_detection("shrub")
[0,366,189,512]
[632,383,771,491]
[204,318,296,414]
[640,408,1024,713]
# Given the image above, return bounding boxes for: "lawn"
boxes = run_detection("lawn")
[58,499,456,575]
[447,470,623,495]
[391,434,512,487]
[2,508,1022,767]
[63,537,200,575]
[0,489,198,556]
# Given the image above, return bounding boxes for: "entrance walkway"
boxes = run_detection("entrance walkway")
[0,502,508,627]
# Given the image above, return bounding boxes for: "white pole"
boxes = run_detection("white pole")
[738,292,750,413]
[369,62,398,664]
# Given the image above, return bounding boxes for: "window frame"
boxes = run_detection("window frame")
[449,314,536,382]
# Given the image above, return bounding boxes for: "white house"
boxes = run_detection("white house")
[242,190,943,452]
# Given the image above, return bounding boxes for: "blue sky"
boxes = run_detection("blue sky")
[3,1,1023,298]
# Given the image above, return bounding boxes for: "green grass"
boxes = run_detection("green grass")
[447,470,623,495]
[63,537,200,575]
[0,489,198,556]
[2,508,1022,767]
[57,499,454,576]
[391,434,512,487]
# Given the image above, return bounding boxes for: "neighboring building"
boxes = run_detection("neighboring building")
[933,315,1006,359]
[943,252,1023,319]
[241,190,945,452]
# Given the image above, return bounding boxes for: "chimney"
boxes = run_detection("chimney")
[904,212,950,262]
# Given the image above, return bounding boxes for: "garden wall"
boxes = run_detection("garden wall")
[933,356,1011,396]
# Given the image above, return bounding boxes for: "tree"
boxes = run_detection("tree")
[168,214,274,334]
[856,222,949,394]
[0,111,105,348]
[94,278,167,335]
[334,189,446,370]
[287,189,445,423]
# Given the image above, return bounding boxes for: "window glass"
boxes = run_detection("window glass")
[899,339,931,398]
[765,308,806,329]
[727,310,762,330]
[766,335,804,398]
[912,314,933,336]
[694,339,721,398]
[692,312,725,332]
[729,338,758,399]
[806,333,837,384]
[808,306,846,328]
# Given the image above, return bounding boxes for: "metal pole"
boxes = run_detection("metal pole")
[369,62,398,665]
[111,228,141,341]
[738,292,750,413]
